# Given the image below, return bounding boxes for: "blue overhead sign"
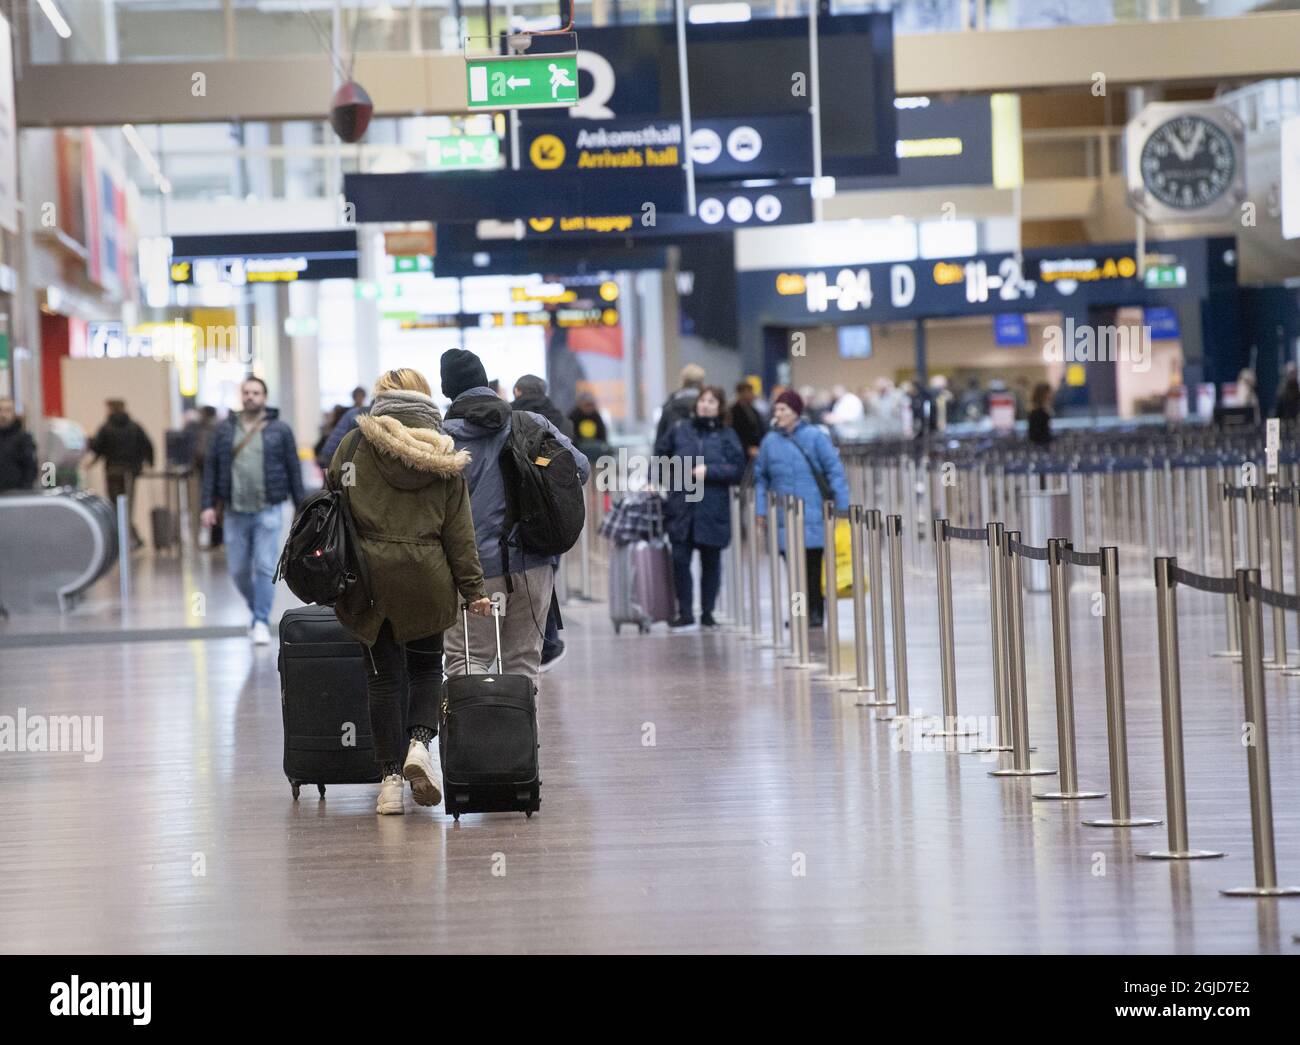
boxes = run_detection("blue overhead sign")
[520,13,896,179]
[739,238,1233,329]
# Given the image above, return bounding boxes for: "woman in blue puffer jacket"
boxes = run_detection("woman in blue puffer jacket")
[754,388,850,629]
[653,385,746,629]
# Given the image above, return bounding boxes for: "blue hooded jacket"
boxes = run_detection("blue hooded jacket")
[754,420,850,551]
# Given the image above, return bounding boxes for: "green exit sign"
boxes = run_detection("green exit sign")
[1144,264,1187,289]
[465,54,579,111]
[428,133,500,170]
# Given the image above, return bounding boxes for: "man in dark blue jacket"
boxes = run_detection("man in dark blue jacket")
[200,376,304,645]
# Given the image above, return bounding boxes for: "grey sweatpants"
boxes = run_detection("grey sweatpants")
[444,564,555,690]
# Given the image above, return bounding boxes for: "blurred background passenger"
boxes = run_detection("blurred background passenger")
[1027,382,1054,447]
[727,380,766,461]
[0,395,37,493]
[1276,362,1300,422]
[569,390,612,462]
[655,363,705,444]
[87,399,154,549]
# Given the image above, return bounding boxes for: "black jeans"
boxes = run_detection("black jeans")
[671,539,723,620]
[364,620,443,765]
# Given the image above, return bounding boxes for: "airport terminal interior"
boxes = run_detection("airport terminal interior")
[4,0,1300,962]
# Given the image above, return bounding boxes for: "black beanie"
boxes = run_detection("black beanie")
[439,349,488,401]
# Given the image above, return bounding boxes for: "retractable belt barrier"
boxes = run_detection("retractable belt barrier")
[745,464,1300,899]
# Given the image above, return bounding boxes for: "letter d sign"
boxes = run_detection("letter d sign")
[890,264,916,309]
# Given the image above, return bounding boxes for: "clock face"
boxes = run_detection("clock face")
[1140,116,1237,210]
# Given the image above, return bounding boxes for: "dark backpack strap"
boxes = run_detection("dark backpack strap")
[337,430,374,607]
[786,431,834,503]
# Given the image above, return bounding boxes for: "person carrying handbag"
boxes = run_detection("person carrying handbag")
[753,389,851,629]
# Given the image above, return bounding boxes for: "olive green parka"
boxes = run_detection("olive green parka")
[328,413,485,646]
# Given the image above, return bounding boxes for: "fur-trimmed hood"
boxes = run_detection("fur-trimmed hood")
[356,413,470,490]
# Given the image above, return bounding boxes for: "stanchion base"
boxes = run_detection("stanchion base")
[1211,650,1243,659]
[1082,817,1163,828]
[855,698,895,708]
[840,684,875,695]
[989,767,1056,777]
[971,743,1013,753]
[812,673,856,683]
[1280,668,1300,677]
[783,660,818,671]
[1034,790,1107,801]
[1220,886,1300,897]
[1263,661,1292,672]
[925,725,981,737]
[1139,850,1225,860]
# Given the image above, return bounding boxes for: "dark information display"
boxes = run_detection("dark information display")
[168,230,358,284]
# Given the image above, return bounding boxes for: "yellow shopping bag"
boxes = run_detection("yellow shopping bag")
[821,518,855,598]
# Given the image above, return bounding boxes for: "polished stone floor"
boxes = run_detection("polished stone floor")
[1,538,1298,953]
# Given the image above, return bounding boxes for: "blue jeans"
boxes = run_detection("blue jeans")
[224,504,282,625]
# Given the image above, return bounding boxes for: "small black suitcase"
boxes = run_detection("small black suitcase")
[440,604,541,820]
[278,606,382,799]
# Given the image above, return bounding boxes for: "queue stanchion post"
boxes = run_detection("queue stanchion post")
[724,486,743,628]
[1221,568,1300,897]
[763,492,784,651]
[1139,558,1224,860]
[116,493,131,607]
[974,521,1013,753]
[1082,546,1162,828]
[746,485,763,639]
[1170,460,1180,558]
[1245,482,1261,570]
[778,495,800,659]
[1034,539,1104,800]
[1069,472,1085,549]
[576,483,594,602]
[1264,484,1291,670]
[1213,482,1242,657]
[1284,486,1300,674]
[785,497,817,670]
[841,505,876,700]
[887,514,911,719]
[813,500,853,683]
[925,519,976,737]
[857,509,894,709]
[1143,462,1159,561]
[989,532,1055,778]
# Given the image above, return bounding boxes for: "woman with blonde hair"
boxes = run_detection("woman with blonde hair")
[329,367,492,816]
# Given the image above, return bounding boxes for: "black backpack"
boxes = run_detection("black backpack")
[274,431,372,608]
[498,412,586,568]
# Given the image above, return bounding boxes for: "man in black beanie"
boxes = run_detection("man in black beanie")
[440,349,590,689]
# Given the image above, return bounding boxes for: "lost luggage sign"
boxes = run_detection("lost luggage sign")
[466,55,579,110]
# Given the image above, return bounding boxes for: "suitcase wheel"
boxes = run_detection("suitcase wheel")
[291,783,300,800]
[317,784,326,799]
[526,811,533,819]
[614,623,621,634]
[638,624,650,635]
[452,813,460,821]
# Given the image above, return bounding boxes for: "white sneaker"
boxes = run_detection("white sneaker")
[376,773,405,815]
[402,740,442,807]
[251,622,271,646]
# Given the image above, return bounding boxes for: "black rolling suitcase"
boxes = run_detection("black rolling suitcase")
[440,603,541,820]
[278,606,382,799]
